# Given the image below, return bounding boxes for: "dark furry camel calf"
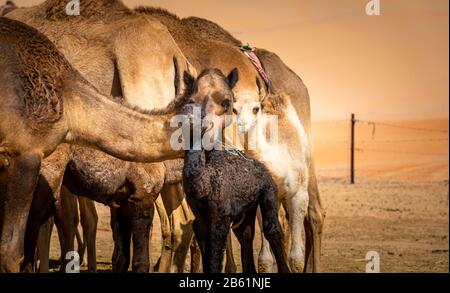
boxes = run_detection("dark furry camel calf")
[181,103,290,273]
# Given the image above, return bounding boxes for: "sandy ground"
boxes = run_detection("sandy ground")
[47,178,449,273]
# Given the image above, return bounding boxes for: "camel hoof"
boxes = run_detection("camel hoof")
[289,258,305,273]
[0,258,21,273]
[258,262,273,273]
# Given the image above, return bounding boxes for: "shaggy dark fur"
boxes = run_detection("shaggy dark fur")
[181,104,290,273]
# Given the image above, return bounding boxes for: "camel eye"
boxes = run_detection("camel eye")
[253,107,260,115]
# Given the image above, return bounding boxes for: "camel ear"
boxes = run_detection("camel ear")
[227,68,239,89]
[183,71,195,96]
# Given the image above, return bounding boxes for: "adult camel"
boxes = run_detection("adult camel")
[19,1,263,273]
[180,16,326,273]
[0,15,239,273]
[3,0,198,273]
[134,7,267,273]
[134,8,323,273]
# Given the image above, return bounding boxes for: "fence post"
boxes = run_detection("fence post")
[350,113,356,184]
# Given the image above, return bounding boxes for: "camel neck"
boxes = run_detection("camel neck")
[63,80,183,163]
[184,149,205,179]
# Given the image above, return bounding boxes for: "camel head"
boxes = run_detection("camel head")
[180,68,239,147]
[183,68,238,117]
[233,78,267,133]
[0,0,16,16]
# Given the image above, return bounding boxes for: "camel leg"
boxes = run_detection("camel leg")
[170,205,185,272]
[304,164,325,273]
[75,222,85,267]
[154,195,172,273]
[159,184,191,273]
[190,237,202,273]
[257,208,274,273]
[130,197,153,273]
[0,152,42,272]
[188,198,209,273]
[55,186,79,272]
[280,201,291,258]
[207,210,231,273]
[110,204,132,273]
[260,186,291,273]
[21,175,56,272]
[224,233,237,273]
[233,206,258,273]
[171,190,194,273]
[286,188,309,273]
[36,217,54,273]
[78,197,97,273]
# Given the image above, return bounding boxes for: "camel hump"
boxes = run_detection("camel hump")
[182,17,242,46]
[112,14,194,110]
[0,17,72,128]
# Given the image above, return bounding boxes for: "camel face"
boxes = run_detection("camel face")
[234,96,263,133]
[189,68,238,118]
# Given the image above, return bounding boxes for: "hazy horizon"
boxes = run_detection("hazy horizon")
[11,0,450,122]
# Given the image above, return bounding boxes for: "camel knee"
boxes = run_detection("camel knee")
[82,214,98,238]
[307,205,325,234]
[289,252,305,273]
[258,238,274,273]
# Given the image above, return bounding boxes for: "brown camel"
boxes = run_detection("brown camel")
[0,15,237,272]
[134,6,265,273]
[4,1,257,273]
[180,16,326,273]
[134,8,324,273]
[4,0,198,273]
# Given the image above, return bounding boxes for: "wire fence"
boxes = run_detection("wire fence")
[312,116,449,182]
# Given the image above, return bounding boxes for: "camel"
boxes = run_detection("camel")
[134,6,266,273]
[5,1,322,273]
[134,8,323,273]
[23,185,91,273]
[178,16,326,273]
[4,1,257,273]
[27,158,189,273]
[0,15,239,272]
[181,100,290,274]
[3,0,198,273]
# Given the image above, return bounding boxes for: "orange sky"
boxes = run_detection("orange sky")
[14,0,450,121]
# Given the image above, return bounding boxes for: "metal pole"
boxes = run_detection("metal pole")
[350,113,356,184]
